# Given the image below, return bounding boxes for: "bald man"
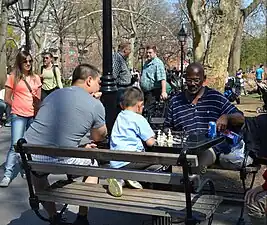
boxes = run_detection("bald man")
[164,63,244,171]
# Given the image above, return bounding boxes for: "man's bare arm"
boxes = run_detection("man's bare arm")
[227,113,245,127]
[90,125,108,142]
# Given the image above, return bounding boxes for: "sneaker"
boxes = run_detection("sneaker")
[0,177,11,187]
[72,214,89,225]
[4,122,11,127]
[107,178,123,197]
[126,180,143,189]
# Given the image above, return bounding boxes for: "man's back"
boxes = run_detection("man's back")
[25,86,105,147]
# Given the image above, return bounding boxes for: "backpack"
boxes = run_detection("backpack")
[41,65,58,87]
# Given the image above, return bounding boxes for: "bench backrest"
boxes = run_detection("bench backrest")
[16,141,199,185]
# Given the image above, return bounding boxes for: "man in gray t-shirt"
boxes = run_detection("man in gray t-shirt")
[24,64,107,225]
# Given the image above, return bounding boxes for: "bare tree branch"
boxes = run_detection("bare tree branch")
[30,0,50,30]
[63,8,176,39]
[243,0,263,18]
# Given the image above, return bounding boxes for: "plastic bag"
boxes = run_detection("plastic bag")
[219,140,253,170]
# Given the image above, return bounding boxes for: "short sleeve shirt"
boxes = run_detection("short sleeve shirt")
[5,74,42,117]
[140,57,166,92]
[256,68,264,80]
[164,87,242,133]
[110,110,155,168]
[25,86,105,162]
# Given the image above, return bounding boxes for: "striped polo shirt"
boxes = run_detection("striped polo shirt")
[164,87,242,133]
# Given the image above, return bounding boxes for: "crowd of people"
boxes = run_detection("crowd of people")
[0,44,266,225]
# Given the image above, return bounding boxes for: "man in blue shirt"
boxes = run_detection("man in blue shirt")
[256,65,264,82]
[165,62,244,170]
[140,45,168,106]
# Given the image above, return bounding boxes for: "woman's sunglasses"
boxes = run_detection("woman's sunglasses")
[23,59,33,64]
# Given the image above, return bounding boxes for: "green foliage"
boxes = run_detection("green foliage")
[6,26,19,48]
[240,34,266,69]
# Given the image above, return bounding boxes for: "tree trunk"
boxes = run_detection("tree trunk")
[203,1,241,92]
[0,5,8,89]
[128,36,135,69]
[228,14,244,76]
[187,0,209,62]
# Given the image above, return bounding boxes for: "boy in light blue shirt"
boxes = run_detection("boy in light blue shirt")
[108,87,155,197]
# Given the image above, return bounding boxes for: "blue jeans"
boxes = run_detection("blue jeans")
[4,114,33,179]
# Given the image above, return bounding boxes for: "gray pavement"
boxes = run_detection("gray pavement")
[0,126,251,225]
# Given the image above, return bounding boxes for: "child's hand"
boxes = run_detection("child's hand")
[84,143,97,148]
[92,92,102,99]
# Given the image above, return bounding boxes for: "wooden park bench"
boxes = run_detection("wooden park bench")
[16,138,222,225]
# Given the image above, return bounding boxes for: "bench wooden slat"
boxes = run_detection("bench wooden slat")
[19,144,198,167]
[50,185,218,210]
[36,182,222,221]
[29,162,198,185]
[55,181,220,205]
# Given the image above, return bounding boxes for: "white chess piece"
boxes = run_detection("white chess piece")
[167,130,174,146]
[162,133,167,142]
[157,130,162,143]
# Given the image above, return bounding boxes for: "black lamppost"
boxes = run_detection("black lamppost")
[178,26,187,91]
[100,0,117,135]
[18,0,33,52]
[138,43,145,72]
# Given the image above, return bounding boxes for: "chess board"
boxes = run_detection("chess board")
[155,129,188,146]
[150,130,225,155]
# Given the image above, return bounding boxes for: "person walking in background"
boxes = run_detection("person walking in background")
[0,88,11,127]
[40,52,63,100]
[256,65,264,82]
[256,65,265,100]
[140,45,168,106]
[113,42,132,113]
[0,51,42,187]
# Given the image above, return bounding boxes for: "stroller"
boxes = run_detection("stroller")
[224,77,241,104]
[255,80,267,113]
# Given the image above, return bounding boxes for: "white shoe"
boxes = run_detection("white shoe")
[0,177,11,187]
[107,178,123,197]
[126,180,143,189]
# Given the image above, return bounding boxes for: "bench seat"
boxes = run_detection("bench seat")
[37,181,222,222]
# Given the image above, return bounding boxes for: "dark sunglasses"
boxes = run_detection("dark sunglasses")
[23,59,33,64]
[43,57,49,60]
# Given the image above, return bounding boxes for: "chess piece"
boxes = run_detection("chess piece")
[162,133,167,142]
[167,130,173,146]
[157,130,162,143]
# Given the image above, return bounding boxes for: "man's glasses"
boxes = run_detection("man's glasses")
[185,78,201,84]
[43,57,49,60]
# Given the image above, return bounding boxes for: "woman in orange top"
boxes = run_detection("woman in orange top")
[0,51,41,187]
